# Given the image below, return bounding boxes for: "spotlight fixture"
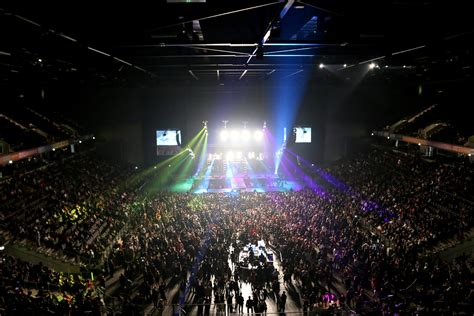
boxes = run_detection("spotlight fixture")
[8,160,13,164]
[202,120,208,129]
[343,64,347,68]
[371,132,374,136]
[369,63,376,69]
[319,63,324,69]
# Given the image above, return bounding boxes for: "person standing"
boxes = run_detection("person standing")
[246,296,254,314]
[279,291,287,312]
[237,293,244,314]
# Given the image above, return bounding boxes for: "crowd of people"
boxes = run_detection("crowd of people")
[1,144,473,315]
[0,254,105,315]
[1,147,141,265]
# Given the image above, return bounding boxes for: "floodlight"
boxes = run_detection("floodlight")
[231,130,240,142]
[254,130,264,141]
[241,129,251,142]
[220,130,229,141]
[226,151,234,160]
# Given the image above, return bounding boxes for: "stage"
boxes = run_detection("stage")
[191,175,305,193]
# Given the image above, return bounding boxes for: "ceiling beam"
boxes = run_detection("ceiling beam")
[246,0,295,65]
[296,0,343,16]
[188,70,199,80]
[150,1,284,32]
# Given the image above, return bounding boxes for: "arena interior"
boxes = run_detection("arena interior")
[1,2,473,315]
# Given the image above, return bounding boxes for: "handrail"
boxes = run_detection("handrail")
[0,135,94,166]
[372,130,474,155]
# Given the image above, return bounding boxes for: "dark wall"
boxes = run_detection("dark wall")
[30,75,459,167]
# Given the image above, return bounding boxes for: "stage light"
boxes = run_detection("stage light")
[369,63,376,69]
[254,130,264,141]
[220,130,229,141]
[52,148,56,151]
[418,143,421,146]
[343,64,347,68]
[135,166,138,170]
[371,132,374,136]
[469,153,472,157]
[226,151,234,160]
[231,130,240,142]
[79,140,82,144]
[8,160,13,164]
[387,136,390,139]
[248,152,255,159]
[319,63,324,69]
[92,136,96,140]
[236,152,243,160]
[241,129,251,142]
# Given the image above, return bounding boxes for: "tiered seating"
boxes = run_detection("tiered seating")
[0,150,137,264]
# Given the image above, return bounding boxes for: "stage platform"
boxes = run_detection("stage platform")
[191,175,305,193]
[149,174,306,193]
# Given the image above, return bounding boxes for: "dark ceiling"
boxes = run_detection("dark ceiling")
[1,0,473,86]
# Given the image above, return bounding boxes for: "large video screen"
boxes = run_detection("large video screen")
[294,127,311,143]
[156,130,181,146]
[156,130,181,156]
